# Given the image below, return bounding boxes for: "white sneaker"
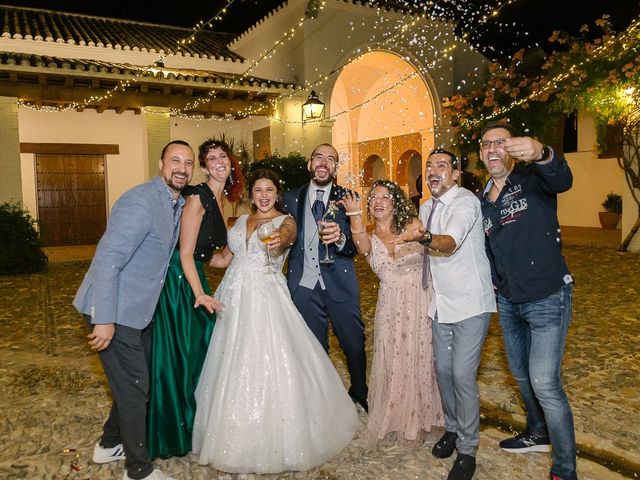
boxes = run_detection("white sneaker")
[92,442,126,463]
[123,469,175,480]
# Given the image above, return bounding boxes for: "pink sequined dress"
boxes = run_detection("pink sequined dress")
[366,235,444,444]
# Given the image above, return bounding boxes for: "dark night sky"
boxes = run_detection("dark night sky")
[1,0,639,59]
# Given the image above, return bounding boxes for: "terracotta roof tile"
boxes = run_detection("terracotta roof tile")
[0,5,244,62]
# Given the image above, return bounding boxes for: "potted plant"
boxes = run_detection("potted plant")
[598,192,622,229]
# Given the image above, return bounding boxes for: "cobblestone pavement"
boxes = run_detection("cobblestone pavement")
[0,245,638,479]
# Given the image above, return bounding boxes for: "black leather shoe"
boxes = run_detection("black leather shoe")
[432,431,458,458]
[447,454,476,480]
[350,395,368,413]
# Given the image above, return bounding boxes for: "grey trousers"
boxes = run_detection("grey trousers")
[93,320,153,479]
[432,311,491,456]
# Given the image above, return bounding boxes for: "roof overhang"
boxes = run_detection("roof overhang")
[0,52,298,117]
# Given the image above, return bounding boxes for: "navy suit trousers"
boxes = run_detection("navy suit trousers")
[291,283,368,402]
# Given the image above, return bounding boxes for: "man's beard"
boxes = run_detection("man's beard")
[311,169,334,187]
[166,173,188,192]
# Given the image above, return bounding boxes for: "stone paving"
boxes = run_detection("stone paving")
[0,244,639,479]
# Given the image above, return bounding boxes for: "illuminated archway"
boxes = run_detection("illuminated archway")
[330,50,435,196]
[396,149,422,192]
[362,154,386,187]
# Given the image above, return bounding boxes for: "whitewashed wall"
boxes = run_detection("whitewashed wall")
[557,152,623,228]
[556,112,627,242]
[18,108,147,216]
[18,107,268,220]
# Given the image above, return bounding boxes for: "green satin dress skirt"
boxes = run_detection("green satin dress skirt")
[147,249,216,459]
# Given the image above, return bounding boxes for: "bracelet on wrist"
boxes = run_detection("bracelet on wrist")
[351,229,367,234]
[345,210,362,216]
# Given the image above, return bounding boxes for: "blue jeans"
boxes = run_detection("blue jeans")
[498,284,577,480]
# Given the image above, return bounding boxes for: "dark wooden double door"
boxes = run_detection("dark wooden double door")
[36,154,107,246]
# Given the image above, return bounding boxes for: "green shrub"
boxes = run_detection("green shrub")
[0,202,48,275]
[601,192,622,213]
[246,152,310,190]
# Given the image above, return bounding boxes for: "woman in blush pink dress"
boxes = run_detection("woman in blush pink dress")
[341,180,443,446]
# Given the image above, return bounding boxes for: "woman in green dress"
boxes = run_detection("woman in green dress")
[147,138,244,459]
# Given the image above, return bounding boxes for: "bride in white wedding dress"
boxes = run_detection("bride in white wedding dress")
[192,169,360,474]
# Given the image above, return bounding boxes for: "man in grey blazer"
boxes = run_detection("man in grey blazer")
[73,140,194,480]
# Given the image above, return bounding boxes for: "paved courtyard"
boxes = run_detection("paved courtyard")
[0,243,639,479]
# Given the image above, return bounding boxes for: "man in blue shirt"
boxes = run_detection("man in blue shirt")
[478,121,577,480]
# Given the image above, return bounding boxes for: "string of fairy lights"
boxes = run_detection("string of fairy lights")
[16,0,636,136]
[170,1,327,116]
[166,21,464,123]
[458,14,640,129]
[166,0,519,123]
[17,0,240,113]
[18,0,518,121]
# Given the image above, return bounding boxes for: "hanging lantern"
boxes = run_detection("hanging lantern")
[301,90,325,123]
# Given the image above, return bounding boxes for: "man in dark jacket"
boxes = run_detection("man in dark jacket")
[479,121,576,480]
[282,143,368,412]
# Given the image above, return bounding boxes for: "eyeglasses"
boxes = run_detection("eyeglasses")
[479,138,506,149]
[369,194,392,203]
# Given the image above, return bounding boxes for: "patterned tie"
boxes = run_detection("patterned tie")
[312,189,326,222]
[422,199,439,290]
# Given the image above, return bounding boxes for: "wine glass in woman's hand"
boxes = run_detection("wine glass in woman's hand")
[257,221,275,267]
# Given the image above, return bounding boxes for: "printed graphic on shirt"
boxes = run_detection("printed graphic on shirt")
[483,183,528,235]
[499,183,527,226]
[500,198,528,224]
[501,184,522,203]
[483,217,493,235]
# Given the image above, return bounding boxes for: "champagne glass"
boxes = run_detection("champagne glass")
[318,205,336,264]
[318,221,333,264]
[256,221,275,266]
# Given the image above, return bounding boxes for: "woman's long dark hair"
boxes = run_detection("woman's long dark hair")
[197,138,244,203]
[247,168,287,214]
[367,179,418,234]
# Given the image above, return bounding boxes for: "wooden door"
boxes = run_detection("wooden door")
[36,154,107,246]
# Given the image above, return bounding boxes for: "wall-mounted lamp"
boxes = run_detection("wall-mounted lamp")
[301,90,325,124]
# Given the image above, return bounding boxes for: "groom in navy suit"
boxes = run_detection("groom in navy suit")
[283,143,368,412]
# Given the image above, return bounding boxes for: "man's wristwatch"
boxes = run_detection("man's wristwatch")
[418,230,432,246]
[537,145,550,162]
